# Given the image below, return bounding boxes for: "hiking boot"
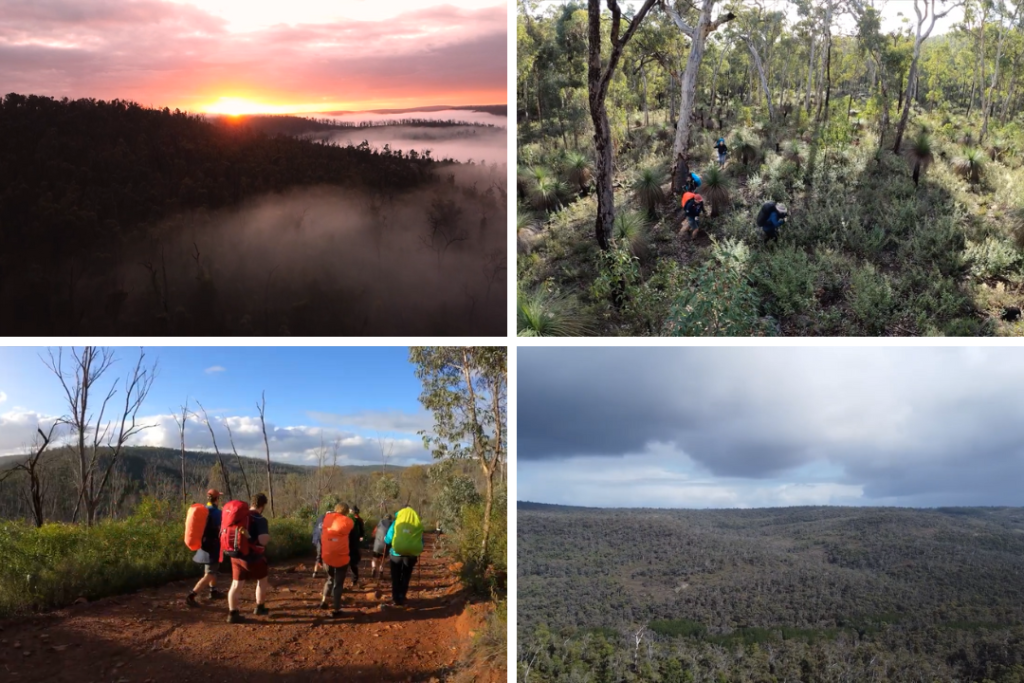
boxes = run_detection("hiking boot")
[331,610,346,619]
[253,604,270,616]
[185,592,198,607]
[318,600,330,610]
[227,610,244,624]
[208,589,225,600]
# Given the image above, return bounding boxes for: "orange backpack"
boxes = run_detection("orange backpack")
[320,512,354,568]
[184,503,208,551]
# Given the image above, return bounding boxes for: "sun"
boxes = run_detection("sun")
[204,97,268,116]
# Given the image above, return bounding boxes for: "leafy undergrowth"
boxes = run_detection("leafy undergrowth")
[0,498,309,618]
[517,108,1024,336]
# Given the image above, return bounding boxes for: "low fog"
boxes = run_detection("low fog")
[316,124,505,165]
[97,164,506,336]
[321,109,506,127]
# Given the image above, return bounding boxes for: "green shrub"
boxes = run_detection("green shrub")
[966,237,1021,280]
[849,263,894,334]
[752,245,817,318]
[669,239,767,336]
[0,499,311,618]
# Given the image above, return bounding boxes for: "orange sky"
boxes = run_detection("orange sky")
[0,0,507,113]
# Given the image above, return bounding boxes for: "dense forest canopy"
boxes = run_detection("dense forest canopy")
[518,503,1024,682]
[517,0,1024,337]
[0,94,507,336]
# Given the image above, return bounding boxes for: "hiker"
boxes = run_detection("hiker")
[383,506,424,608]
[686,171,702,192]
[680,192,706,239]
[371,513,394,576]
[312,509,326,579]
[186,489,224,606]
[319,503,355,618]
[224,493,271,624]
[348,505,365,585]
[714,137,728,166]
[756,201,789,242]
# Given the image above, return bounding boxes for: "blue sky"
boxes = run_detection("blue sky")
[0,346,434,465]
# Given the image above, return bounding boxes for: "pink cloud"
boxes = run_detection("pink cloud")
[0,0,506,110]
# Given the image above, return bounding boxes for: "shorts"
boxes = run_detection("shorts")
[687,216,699,231]
[718,152,726,164]
[203,563,219,576]
[230,556,269,582]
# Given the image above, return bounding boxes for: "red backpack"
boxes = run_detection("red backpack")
[220,500,258,561]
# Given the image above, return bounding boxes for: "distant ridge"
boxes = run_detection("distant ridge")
[321,104,507,116]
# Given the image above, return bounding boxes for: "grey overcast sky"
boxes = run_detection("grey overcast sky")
[519,347,1024,509]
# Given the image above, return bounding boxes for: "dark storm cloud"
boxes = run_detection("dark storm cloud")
[519,347,1024,505]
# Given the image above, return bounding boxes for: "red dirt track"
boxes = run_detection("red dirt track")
[0,534,490,682]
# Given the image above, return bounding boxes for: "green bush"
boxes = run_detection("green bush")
[0,498,311,618]
[849,263,894,334]
[752,245,817,318]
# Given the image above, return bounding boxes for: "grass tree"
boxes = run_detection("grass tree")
[906,130,935,186]
[613,210,650,256]
[410,347,506,565]
[517,287,592,337]
[562,151,593,194]
[953,148,986,185]
[700,166,731,217]
[631,165,667,220]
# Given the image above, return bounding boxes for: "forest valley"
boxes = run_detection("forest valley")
[518,503,1024,683]
[0,95,507,336]
[517,0,1024,336]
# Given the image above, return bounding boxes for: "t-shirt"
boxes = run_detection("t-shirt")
[249,511,269,548]
[202,503,222,554]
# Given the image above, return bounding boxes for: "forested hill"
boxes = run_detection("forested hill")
[0,93,439,257]
[519,505,1024,682]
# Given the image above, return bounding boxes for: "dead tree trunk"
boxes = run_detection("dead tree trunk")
[172,400,189,506]
[195,400,233,501]
[257,391,276,518]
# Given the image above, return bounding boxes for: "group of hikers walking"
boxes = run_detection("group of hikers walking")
[675,136,788,242]
[184,489,425,623]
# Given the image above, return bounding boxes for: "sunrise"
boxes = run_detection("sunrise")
[0,0,508,337]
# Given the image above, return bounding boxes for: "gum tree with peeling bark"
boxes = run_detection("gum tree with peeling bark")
[892,0,964,154]
[662,0,736,194]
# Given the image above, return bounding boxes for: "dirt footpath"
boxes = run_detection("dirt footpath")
[0,535,491,682]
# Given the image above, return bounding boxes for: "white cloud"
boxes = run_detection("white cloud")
[309,409,433,435]
[204,366,226,374]
[0,409,431,466]
[0,391,7,403]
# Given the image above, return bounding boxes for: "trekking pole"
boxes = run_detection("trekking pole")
[372,552,388,599]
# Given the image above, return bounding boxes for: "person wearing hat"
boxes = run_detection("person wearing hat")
[186,489,225,606]
[756,201,789,242]
[680,191,706,239]
[347,505,365,586]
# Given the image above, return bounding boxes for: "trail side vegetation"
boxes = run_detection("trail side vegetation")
[518,503,1024,682]
[517,0,1024,336]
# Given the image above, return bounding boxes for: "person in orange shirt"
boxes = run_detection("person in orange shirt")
[680,192,706,238]
[318,503,355,618]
